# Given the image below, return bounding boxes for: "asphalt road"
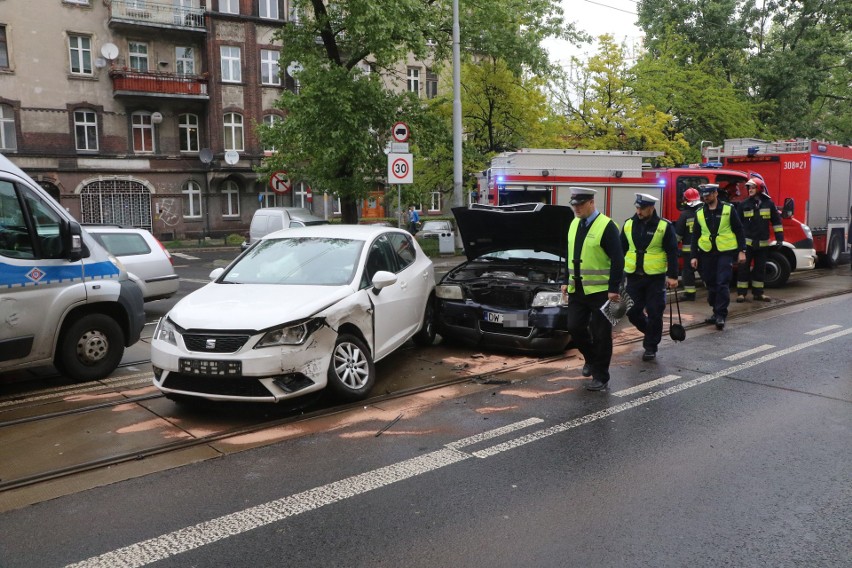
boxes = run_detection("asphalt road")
[1,291,849,567]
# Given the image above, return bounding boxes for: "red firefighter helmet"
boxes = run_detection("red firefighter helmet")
[683,187,701,206]
[746,177,767,195]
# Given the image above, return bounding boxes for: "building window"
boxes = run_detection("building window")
[294,181,310,209]
[262,114,281,153]
[429,192,441,212]
[0,26,9,69]
[0,105,16,151]
[220,46,241,83]
[128,42,148,72]
[259,0,279,19]
[426,70,438,99]
[221,180,240,217]
[259,189,282,208]
[407,67,420,96]
[182,180,202,218]
[132,112,155,153]
[260,49,281,85]
[178,114,199,153]
[223,112,244,151]
[175,47,194,75]
[219,0,239,14]
[74,109,98,151]
[68,34,93,75]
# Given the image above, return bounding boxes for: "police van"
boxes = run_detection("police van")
[0,154,145,381]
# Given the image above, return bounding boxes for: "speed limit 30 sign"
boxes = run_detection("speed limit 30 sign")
[387,153,413,184]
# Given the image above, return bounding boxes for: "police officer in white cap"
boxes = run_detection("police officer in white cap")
[620,193,679,361]
[562,187,624,391]
[690,183,746,330]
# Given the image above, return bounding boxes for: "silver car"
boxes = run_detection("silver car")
[85,226,179,302]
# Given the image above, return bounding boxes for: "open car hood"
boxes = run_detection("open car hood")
[452,203,574,261]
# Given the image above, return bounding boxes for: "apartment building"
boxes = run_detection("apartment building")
[0,0,442,241]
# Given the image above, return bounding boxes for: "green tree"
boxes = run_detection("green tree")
[550,36,690,166]
[259,0,580,223]
[631,36,758,161]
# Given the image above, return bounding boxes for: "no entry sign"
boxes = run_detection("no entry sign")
[269,171,291,194]
[387,153,413,184]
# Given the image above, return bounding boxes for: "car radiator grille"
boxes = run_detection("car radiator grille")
[469,287,532,310]
[183,334,250,353]
[163,374,271,397]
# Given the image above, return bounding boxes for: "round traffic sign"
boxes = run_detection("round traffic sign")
[391,122,410,143]
[269,171,291,195]
[391,156,410,180]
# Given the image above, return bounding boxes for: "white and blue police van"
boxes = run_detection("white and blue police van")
[0,154,145,381]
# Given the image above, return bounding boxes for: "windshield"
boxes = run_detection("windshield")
[478,249,562,262]
[223,237,364,285]
[421,221,449,231]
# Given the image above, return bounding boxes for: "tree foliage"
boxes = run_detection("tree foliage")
[260,0,579,223]
[635,0,851,144]
[550,36,690,166]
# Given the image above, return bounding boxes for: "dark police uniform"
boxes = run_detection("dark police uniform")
[690,188,746,329]
[563,188,624,389]
[620,199,679,359]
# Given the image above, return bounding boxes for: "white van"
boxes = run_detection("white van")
[241,207,329,250]
[0,154,145,381]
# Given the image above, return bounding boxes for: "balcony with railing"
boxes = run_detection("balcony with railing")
[109,67,209,99]
[109,0,206,32]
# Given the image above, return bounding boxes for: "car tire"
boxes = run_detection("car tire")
[412,296,436,346]
[55,314,125,382]
[764,250,791,288]
[327,334,375,401]
[823,233,842,268]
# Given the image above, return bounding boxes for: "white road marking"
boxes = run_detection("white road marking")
[805,324,842,335]
[65,327,852,568]
[445,417,543,449]
[472,328,851,459]
[724,344,775,361]
[612,375,681,398]
[170,252,199,260]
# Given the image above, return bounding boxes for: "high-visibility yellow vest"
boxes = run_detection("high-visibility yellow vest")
[567,214,614,294]
[696,204,737,252]
[624,218,668,275]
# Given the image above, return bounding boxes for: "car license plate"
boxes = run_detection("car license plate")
[484,311,504,324]
[484,311,528,327]
[179,358,242,376]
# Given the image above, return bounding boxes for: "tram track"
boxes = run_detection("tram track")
[1,271,848,497]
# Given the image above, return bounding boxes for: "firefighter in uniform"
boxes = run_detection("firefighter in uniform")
[675,187,702,300]
[620,193,679,361]
[690,184,746,330]
[561,187,624,391]
[736,177,784,302]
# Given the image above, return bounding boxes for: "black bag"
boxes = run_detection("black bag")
[669,288,686,342]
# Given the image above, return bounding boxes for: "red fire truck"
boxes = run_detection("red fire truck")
[704,138,852,267]
[479,147,819,287]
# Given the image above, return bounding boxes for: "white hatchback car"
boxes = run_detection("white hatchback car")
[85,226,179,302]
[151,224,435,403]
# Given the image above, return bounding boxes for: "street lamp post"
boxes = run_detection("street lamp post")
[199,148,213,242]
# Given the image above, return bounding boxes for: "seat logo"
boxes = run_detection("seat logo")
[206,339,216,350]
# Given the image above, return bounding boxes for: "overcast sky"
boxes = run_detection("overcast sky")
[544,0,643,64]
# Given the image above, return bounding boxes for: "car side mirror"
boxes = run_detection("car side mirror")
[371,270,397,294]
[209,267,225,280]
[782,197,795,219]
[65,220,83,262]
